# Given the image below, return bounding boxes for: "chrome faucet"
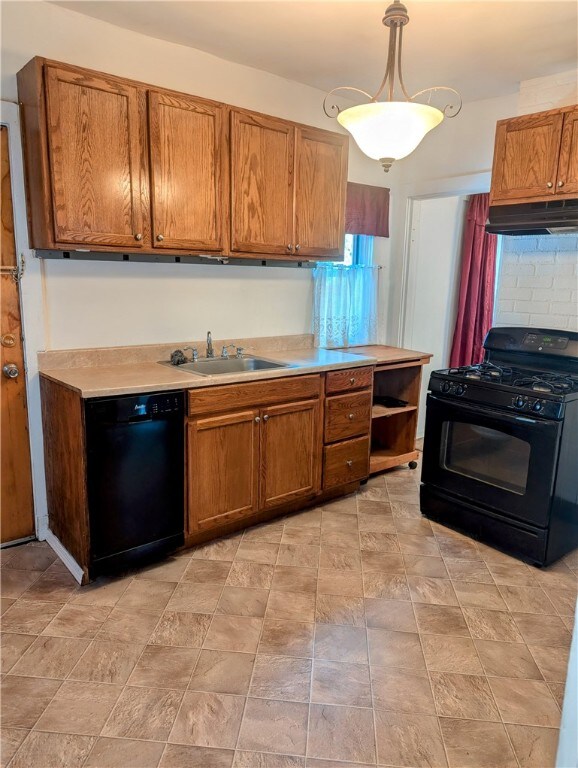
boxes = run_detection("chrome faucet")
[183,346,198,362]
[221,344,245,359]
[206,331,214,358]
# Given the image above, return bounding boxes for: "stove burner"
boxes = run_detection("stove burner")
[513,373,578,394]
[448,362,512,382]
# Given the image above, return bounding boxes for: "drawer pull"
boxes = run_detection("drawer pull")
[254,416,261,423]
[348,413,355,420]
[350,377,355,384]
[346,460,353,467]
[263,414,269,422]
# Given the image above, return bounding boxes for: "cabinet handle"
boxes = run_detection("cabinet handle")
[547,182,553,188]
[346,460,353,467]
[295,244,301,252]
[156,234,164,242]
[558,180,565,188]
[134,233,143,241]
[263,414,269,422]
[254,416,261,423]
[287,244,294,252]
[348,413,355,420]
[349,377,355,385]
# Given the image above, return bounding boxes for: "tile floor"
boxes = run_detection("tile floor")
[1,460,576,768]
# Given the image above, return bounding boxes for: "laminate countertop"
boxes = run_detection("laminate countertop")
[40,344,432,399]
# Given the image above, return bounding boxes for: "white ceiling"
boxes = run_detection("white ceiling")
[52,1,578,103]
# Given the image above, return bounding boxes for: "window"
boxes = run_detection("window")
[312,234,379,348]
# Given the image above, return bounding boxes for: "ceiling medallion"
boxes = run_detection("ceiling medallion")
[324,1,462,171]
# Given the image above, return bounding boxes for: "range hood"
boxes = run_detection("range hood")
[486,199,578,236]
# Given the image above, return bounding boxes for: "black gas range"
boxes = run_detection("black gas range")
[421,327,578,566]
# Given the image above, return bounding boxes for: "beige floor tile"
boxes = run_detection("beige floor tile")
[271,566,317,593]
[542,586,577,617]
[313,623,368,664]
[204,615,263,653]
[160,744,234,767]
[20,570,79,602]
[322,495,359,515]
[167,582,221,613]
[359,532,399,553]
[0,675,60,728]
[0,597,15,615]
[4,544,57,572]
[217,586,269,618]
[430,671,500,721]
[506,724,559,768]
[321,530,360,549]
[393,517,433,536]
[437,535,481,560]
[321,512,358,533]
[408,576,458,606]
[85,737,165,768]
[360,551,405,574]
[398,533,441,557]
[0,570,43,599]
[364,597,417,632]
[9,731,94,768]
[371,665,436,714]
[308,703,376,764]
[234,751,303,767]
[235,542,279,564]
[277,545,319,569]
[368,628,425,670]
[311,659,371,707]
[0,632,35,673]
[414,604,471,637]
[403,554,448,578]
[528,644,570,682]
[463,608,524,642]
[226,562,274,589]
[440,718,518,768]
[169,691,244,748]
[1,599,65,634]
[318,547,361,571]
[474,639,542,679]
[0,727,28,767]
[243,522,285,542]
[357,513,396,533]
[116,579,177,611]
[284,509,322,530]
[72,576,132,607]
[182,560,231,585]
[362,571,410,600]
[189,649,255,695]
[69,639,145,684]
[498,584,557,614]
[489,677,560,727]
[128,645,199,690]
[453,582,508,610]
[238,698,308,755]
[512,612,572,647]
[135,556,190,583]
[34,680,123,735]
[357,499,392,516]
[548,681,566,708]
[487,561,537,586]
[191,538,240,562]
[250,655,311,702]
[97,607,161,644]
[315,594,364,626]
[422,635,483,675]
[9,635,89,679]
[41,604,111,639]
[266,591,315,622]
[103,685,182,740]
[561,614,574,631]
[317,569,363,597]
[149,611,212,648]
[259,619,313,658]
[390,501,422,519]
[281,528,320,547]
[374,710,447,768]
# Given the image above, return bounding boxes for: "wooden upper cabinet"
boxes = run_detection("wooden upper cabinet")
[490,109,565,205]
[148,91,226,251]
[44,65,143,247]
[557,107,578,195]
[294,126,348,259]
[230,110,294,255]
[260,399,321,510]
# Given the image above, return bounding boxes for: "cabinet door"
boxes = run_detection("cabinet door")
[490,111,564,203]
[260,399,321,510]
[557,107,578,195]
[294,126,348,259]
[188,410,259,532]
[230,110,294,255]
[45,66,143,247]
[149,90,226,251]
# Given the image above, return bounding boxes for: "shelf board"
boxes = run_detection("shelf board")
[372,404,417,420]
[369,447,419,474]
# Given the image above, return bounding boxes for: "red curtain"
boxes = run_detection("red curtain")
[449,194,498,368]
[345,183,390,237]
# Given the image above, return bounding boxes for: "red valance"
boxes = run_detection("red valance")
[345,182,390,238]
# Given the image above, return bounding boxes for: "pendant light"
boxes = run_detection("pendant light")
[324,1,462,171]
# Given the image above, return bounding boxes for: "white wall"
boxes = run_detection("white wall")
[403,195,467,436]
[1,0,393,351]
[518,68,578,115]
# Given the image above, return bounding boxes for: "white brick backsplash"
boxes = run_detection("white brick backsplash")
[551,301,578,316]
[535,263,575,277]
[531,288,572,302]
[500,275,517,288]
[503,262,535,276]
[499,287,532,301]
[568,317,578,332]
[553,276,578,291]
[529,314,570,330]
[516,276,554,289]
[515,300,550,314]
[496,311,531,325]
[497,300,514,312]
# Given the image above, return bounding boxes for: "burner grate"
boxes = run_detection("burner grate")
[512,373,578,394]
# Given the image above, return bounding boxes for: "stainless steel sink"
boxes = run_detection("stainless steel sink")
[159,355,291,376]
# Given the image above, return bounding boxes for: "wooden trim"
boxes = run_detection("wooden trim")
[557,106,578,195]
[375,359,430,372]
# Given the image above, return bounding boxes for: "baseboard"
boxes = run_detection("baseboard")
[44,530,84,584]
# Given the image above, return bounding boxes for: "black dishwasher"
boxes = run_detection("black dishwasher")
[85,391,185,577]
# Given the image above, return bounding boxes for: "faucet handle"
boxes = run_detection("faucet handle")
[221,344,237,359]
[184,346,198,362]
[236,347,244,358]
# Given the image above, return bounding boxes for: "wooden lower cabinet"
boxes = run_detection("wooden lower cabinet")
[187,409,260,533]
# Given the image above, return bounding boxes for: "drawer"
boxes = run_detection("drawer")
[323,436,370,490]
[326,366,373,394]
[324,391,372,443]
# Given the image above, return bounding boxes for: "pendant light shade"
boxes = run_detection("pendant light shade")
[337,102,444,171]
[324,1,461,171]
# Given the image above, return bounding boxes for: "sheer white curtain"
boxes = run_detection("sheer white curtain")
[313,235,379,348]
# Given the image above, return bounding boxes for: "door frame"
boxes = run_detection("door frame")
[0,100,48,545]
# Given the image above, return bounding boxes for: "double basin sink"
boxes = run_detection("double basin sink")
[159,355,290,377]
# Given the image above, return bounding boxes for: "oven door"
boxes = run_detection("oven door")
[422,394,562,527]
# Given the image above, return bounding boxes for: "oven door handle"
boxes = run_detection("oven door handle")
[427,395,551,426]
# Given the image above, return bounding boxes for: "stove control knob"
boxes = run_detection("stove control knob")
[515,396,525,408]
[456,385,465,396]
[532,400,543,412]
[442,382,451,393]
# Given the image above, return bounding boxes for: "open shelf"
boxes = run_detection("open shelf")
[372,404,417,420]
[370,447,420,474]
